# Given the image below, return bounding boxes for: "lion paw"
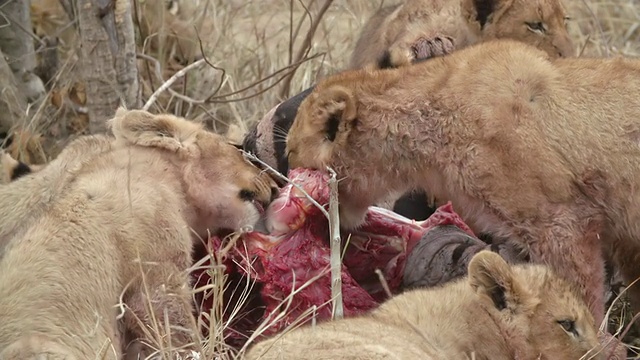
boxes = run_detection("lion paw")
[382,35,455,69]
[410,35,455,62]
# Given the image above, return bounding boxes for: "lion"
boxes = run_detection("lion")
[243,0,577,226]
[244,250,603,360]
[0,151,40,184]
[285,39,640,351]
[350,0,575,70]
[0,134,114,259]
[0,108,278,359]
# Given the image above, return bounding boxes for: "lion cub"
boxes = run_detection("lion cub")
[0,151,41,184]
[0,135,113,259]
[351,0,575,70]
[0,108,278,359]
[244,250,603,360]
[285,39,640,333]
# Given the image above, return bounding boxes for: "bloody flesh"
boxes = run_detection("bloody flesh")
[191,168,480,349]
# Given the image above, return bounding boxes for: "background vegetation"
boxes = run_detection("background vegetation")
[5,0,639,164]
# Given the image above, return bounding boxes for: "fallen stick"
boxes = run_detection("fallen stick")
[327,167,343,319]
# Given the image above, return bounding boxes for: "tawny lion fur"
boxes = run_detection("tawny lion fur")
[286,39,640,331]
[350,0,574,70]
[0,151,39,184]
[0,108,277,359]
[0,134,113,259]
[245,250,603,360]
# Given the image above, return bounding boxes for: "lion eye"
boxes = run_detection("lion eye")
[526,21,546,34]
[557,319,578,336]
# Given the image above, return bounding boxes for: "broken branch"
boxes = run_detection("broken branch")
[142,58,205,111]
[327,166,343,319]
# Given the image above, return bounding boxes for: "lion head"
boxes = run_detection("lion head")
[468,250,603,359]
[285,80,404,229]
[109,108,278,236]
[463,0,575,58]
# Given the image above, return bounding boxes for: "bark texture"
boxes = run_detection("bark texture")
[0,0,46,104]
[0,0,47,133]
[75,0,140,133]
[0,47,27,135]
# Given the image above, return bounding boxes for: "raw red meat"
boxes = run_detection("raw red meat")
[191,168,486,349]
[341,202,476,300]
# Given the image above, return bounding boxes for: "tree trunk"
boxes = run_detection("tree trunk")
[0,47,27,135]
[75,0,140,134]
[0,0,45,105]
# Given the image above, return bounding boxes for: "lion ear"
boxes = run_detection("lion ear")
[0,150,42,183]
[1,151,23,183]
[468,250,531,312]
[108,107,203,152]
[311,85,358,144]
[463,0,515,28]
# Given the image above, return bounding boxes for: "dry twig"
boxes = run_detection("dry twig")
[278,0,335,99]
[242,151,330,220]
[580,0,610,57]
[327,166,343,319]
[142,58,205,111]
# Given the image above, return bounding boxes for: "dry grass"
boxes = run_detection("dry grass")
[23,0,379,160]
[22,0,640,155]
[12,0,640,358]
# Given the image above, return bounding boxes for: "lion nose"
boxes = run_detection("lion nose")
[556,36,576,58]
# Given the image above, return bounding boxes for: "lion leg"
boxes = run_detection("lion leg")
[123,266,198,355]
[0,335,79,360]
